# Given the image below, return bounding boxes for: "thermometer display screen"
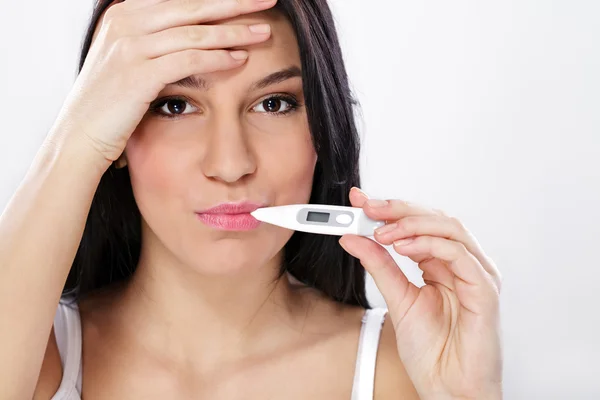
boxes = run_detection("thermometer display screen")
[306,211,330,223]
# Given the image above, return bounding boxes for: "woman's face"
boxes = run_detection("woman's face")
[113,10,317,274]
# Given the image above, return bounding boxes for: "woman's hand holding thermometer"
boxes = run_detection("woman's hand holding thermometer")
[339,187,503,400]
[254,187,503,400]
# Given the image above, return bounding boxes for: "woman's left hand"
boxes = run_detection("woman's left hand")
[339,187,503,400]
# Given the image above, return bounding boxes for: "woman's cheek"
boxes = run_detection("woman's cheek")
[266,141,317,205]
[125,131,188,214]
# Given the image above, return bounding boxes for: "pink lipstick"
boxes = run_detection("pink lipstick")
[196,201,264,231]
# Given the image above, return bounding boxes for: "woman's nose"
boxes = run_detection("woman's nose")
[200,117,257,184]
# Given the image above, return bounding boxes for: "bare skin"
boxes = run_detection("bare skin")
[5,0,500,398]
[35,281,416,399]
[11,0,419,399]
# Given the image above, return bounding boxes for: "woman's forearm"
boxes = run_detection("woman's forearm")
[0,127,110,396]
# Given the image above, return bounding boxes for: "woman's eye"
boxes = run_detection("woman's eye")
[155,98,198,117]
[252,96,297,114]
[150,95,298,118]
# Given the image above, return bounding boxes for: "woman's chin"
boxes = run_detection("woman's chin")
[183,248,281,277]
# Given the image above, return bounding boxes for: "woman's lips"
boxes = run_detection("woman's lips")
[196,201,266,231]
[196,212,261,231]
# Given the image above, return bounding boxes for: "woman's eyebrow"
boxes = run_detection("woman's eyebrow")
[170,66,302,91]
[249,66,302,91]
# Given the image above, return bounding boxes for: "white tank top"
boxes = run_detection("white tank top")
[51,298,388,400]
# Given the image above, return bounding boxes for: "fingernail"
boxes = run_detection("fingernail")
[351,187,369,199]
[367,199,388,208]
[248,24,271,34]
[375,222,397,235]
[230,50,248,60]
[394,238,415,247]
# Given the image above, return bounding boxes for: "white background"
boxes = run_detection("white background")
[1,0,599,398]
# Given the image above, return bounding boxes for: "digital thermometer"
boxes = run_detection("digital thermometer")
[250,204,385,236]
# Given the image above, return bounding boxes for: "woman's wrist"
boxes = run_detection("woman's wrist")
[42,122,113,179]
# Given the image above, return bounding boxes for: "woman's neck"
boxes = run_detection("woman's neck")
[90,245,313,373]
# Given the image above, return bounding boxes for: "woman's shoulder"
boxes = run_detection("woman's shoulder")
[373,313,420,399]
[294,288,418,397]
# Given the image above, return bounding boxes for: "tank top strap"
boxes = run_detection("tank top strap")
[351,307,388,400]
[52,297,83,399]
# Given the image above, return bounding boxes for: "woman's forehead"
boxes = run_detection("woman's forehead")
[219,10,299,55]
[91,8,299,59]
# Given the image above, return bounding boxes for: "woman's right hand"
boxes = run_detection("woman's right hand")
[51,0,275,165]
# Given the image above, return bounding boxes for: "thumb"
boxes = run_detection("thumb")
[339,232,412,317]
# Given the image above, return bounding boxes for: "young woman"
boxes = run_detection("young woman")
[0,0,503,398]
